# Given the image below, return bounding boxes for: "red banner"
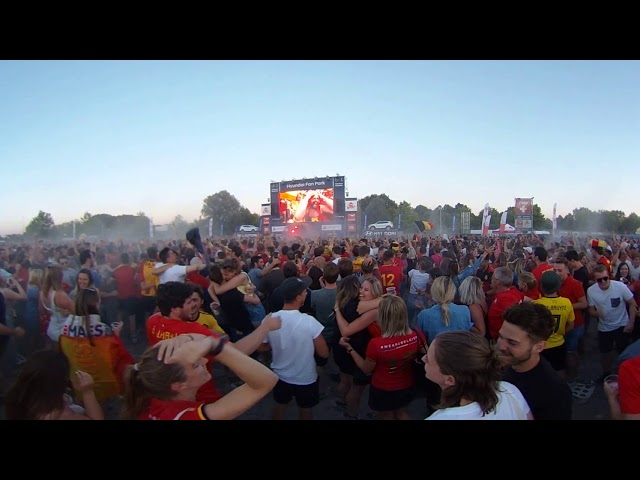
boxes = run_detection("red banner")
[515,198,533,215]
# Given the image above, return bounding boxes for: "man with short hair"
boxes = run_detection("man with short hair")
[152,247,204,284]
[588,264,638,381]
[270,261,313,314]
[531,246,553,295]
[379,249,403,295]
[532,271,574,376]
[498,302,573,420]
[488,267,524,340]
[260,276,329,420]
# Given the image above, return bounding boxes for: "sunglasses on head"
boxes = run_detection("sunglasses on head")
[596,277,609,283]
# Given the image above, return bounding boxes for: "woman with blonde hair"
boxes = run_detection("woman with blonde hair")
[340,295,426,420]
[415,276,473,344]
[424,330,532,420]
[40,265,74,347]
[458,276,488,337]
[518,272,540,301]
[333,275,382,419]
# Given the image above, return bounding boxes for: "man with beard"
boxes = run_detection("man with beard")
[497,302,572,420]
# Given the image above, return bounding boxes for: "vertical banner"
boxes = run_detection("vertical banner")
[499,211,508,233]
[461,211,470,234]
[149,218,153,239]
[514,198,533,231]
[364,213,368,230]
[220,224,224,236]
[552,203,557,235]
[398,212,402,230]
[208,218,213,237]
[481,203,489,236]
[452,214,457,234]
[482,214,492,237]
[72,221,76,240]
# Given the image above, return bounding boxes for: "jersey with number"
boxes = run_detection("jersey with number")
[532,296,575,349]
[379,264,403,295]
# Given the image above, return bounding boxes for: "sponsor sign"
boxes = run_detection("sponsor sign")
[345,199,358,212]
[261,204,271,216]
[321,224,343,232]
[347,213,357,222]
[364,230,400,237]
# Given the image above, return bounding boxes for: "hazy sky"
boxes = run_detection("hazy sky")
[1,60,639,235]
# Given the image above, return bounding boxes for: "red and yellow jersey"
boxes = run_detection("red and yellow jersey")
[379,264,403,294]
[532,296,575,349]
[140,398,208,420]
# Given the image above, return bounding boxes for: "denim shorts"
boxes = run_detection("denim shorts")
[564,325,585,353]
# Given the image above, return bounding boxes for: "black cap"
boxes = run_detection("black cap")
[540,270,562,295]
[280,277,309,302]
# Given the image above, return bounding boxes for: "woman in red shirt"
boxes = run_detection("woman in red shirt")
[122,334,278,420]
[340,294,426,420]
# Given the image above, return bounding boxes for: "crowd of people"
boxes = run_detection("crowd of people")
[0,230,638,420]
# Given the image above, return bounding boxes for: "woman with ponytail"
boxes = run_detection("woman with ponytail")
[415,276,473,344]
[121,334,278,420]
[424,330,533,420]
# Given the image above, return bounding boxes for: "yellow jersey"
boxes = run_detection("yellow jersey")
[532,296,575,349]
[195,311,225,335]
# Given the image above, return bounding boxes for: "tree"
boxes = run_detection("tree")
[136,211,146,217]
[80,212,92,223]
[414,204,431,219]
[532,204,549,230]
[397,201,420,232]
[359,194,398,222]
[201,190,252,235]
[621,213,640,234]
[25,211,55,239]
[364,197,391,225]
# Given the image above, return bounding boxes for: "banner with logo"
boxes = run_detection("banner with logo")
[345,198,358,212]
[514,197,533,231]
[552,203,557,235]
[498,211,508,233]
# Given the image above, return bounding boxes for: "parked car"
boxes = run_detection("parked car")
[238,225,259,232]
[368,220,394,230]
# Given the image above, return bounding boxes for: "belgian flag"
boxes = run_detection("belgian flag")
[414,221,434,232]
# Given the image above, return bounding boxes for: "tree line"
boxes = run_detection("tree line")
[8,191,640,241]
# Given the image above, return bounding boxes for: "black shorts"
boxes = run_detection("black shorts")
[368,385,415,412]
[598,327,632,354]
[273,379,319,408]
[541,343,567,371]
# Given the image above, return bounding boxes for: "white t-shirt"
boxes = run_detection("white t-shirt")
[408,270,429,295]
[426,381,531,420]
[587,280,634,332]
[263,309,324,385]
[155,262,187,284]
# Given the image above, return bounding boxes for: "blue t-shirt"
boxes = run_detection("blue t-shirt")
[416,303,472,343]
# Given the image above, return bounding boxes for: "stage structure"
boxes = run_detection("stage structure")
[260,176,358,236]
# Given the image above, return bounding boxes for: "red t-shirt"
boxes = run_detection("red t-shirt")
[112,265,139,299]
[366,330,426,391]
[524,290,541,301]
[619,356,640,415]
[488,287,524,340]
[532,262,553,295]
[597,256,613,275]
[146,314,222,403]
[186,271,211,290]
[379,264,403,294]
[558,276,586,328]
[140,398,208,420]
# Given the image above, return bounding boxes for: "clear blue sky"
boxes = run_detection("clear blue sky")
[1,60,639,235]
